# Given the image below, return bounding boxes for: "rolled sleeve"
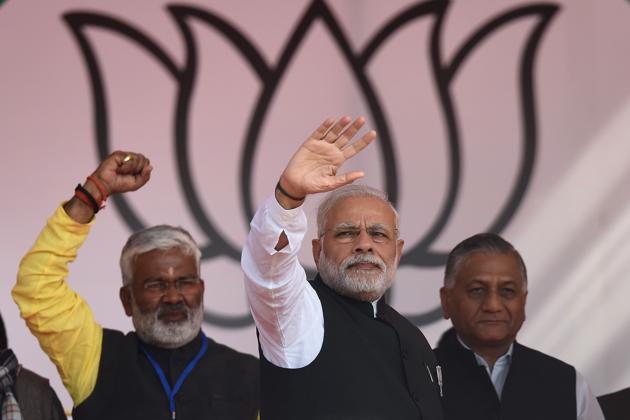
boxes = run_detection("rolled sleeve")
[241,195,324,368]
[12,204,103,406]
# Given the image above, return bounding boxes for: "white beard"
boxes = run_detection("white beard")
[318,250,396,302]
[130,298,203,349]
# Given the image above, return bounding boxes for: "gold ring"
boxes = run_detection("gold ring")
[122,155,133,163]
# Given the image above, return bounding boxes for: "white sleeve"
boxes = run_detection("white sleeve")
[241,194,324,369]
[576,370,605,420]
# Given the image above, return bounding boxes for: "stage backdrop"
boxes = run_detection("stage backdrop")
[2,0,630,411]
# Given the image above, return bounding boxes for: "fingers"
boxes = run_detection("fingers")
[339,171,365,185]
[334,116,366,149]
[327,171,365,190]
[321,116,351,143]
[114,151,150,176]
[342,129,376,159]
[92,151,153,194]
[310,117,336,140]
[127,163,153,191]
[116,152,152,191]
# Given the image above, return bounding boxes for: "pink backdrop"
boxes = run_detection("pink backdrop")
[2,0,630,411]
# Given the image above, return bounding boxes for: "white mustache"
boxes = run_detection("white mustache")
[341,254,386,272]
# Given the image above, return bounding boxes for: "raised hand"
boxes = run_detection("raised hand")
[64,151,153,223]
[89,151,152,196]
[277,117,376,208]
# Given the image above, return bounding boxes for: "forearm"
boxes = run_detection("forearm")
[241,195,323,368]
[12,205,102,406]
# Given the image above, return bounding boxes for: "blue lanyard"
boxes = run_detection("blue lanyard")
[140,333,208,420]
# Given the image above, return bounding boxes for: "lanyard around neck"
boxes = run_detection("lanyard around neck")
[140,333,208,420]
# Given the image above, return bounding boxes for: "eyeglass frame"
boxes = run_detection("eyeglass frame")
[138,277,203,296]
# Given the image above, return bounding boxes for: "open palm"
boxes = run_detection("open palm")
[280,117,376,198]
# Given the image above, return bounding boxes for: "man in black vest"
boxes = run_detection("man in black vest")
[0,311,66,420]
[13,151,259,419]
[241,117,444,420]
[435,233,604,420]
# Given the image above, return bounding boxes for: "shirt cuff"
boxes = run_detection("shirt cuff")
[56,201,96,232]
[260,194,307,254]
[267,194,305,225]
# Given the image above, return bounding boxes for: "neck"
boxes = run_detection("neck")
[458,336,512,370]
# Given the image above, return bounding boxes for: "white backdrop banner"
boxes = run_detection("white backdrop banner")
[1,0,630,410]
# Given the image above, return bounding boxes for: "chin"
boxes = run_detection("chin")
[326,273,390,302]
[132,303,204,349]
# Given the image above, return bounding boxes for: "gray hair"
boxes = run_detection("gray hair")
[316,184,399,237]
[444,232,527,289]
[120,225,201,286]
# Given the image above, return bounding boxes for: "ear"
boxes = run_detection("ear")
[312,238,321,268]
[523,289,528,320]
[395,238,404,264]
[120,286,133,317]
[439,287,451,320]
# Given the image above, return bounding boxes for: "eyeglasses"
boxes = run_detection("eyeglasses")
[320,225,398,244]
[141,278,202,296]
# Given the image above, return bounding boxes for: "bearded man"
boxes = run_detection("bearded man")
[13,151,259,420]
[241,117,444,420]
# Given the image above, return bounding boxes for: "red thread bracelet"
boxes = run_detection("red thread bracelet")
[86,175,108,209]
[74,184,99,213]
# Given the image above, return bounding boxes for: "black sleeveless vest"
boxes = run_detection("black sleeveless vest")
[434,328,576,420]
[259,276,444,420]
[15,367,66,420]
[72,329,259,420]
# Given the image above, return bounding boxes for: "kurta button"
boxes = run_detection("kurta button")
[411,392,419,402]
[401,349,408,360]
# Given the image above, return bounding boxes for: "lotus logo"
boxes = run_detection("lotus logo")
[63,0,558,327]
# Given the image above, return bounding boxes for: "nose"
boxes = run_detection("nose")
[354,228,374,254]
[481,290,503,312]
[161,283,184,304]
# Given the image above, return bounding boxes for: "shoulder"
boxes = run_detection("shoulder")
[512,341,576,383]
[206,338,259,368]
[201,338,260,395]
[98,328,138,362]
[379,302,423,336]
[101,328,133,346]
[379,303,436,358]
[16,366,51,390]
[513,342,574,370]
[15,366,65,413]
[434,328,458,353]
[598,386,630,418]
[599,386,630,402]
[16,367,66,420]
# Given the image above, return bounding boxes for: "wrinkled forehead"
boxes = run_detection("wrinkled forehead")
[326,196,397,228]
[456,252,525,285]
